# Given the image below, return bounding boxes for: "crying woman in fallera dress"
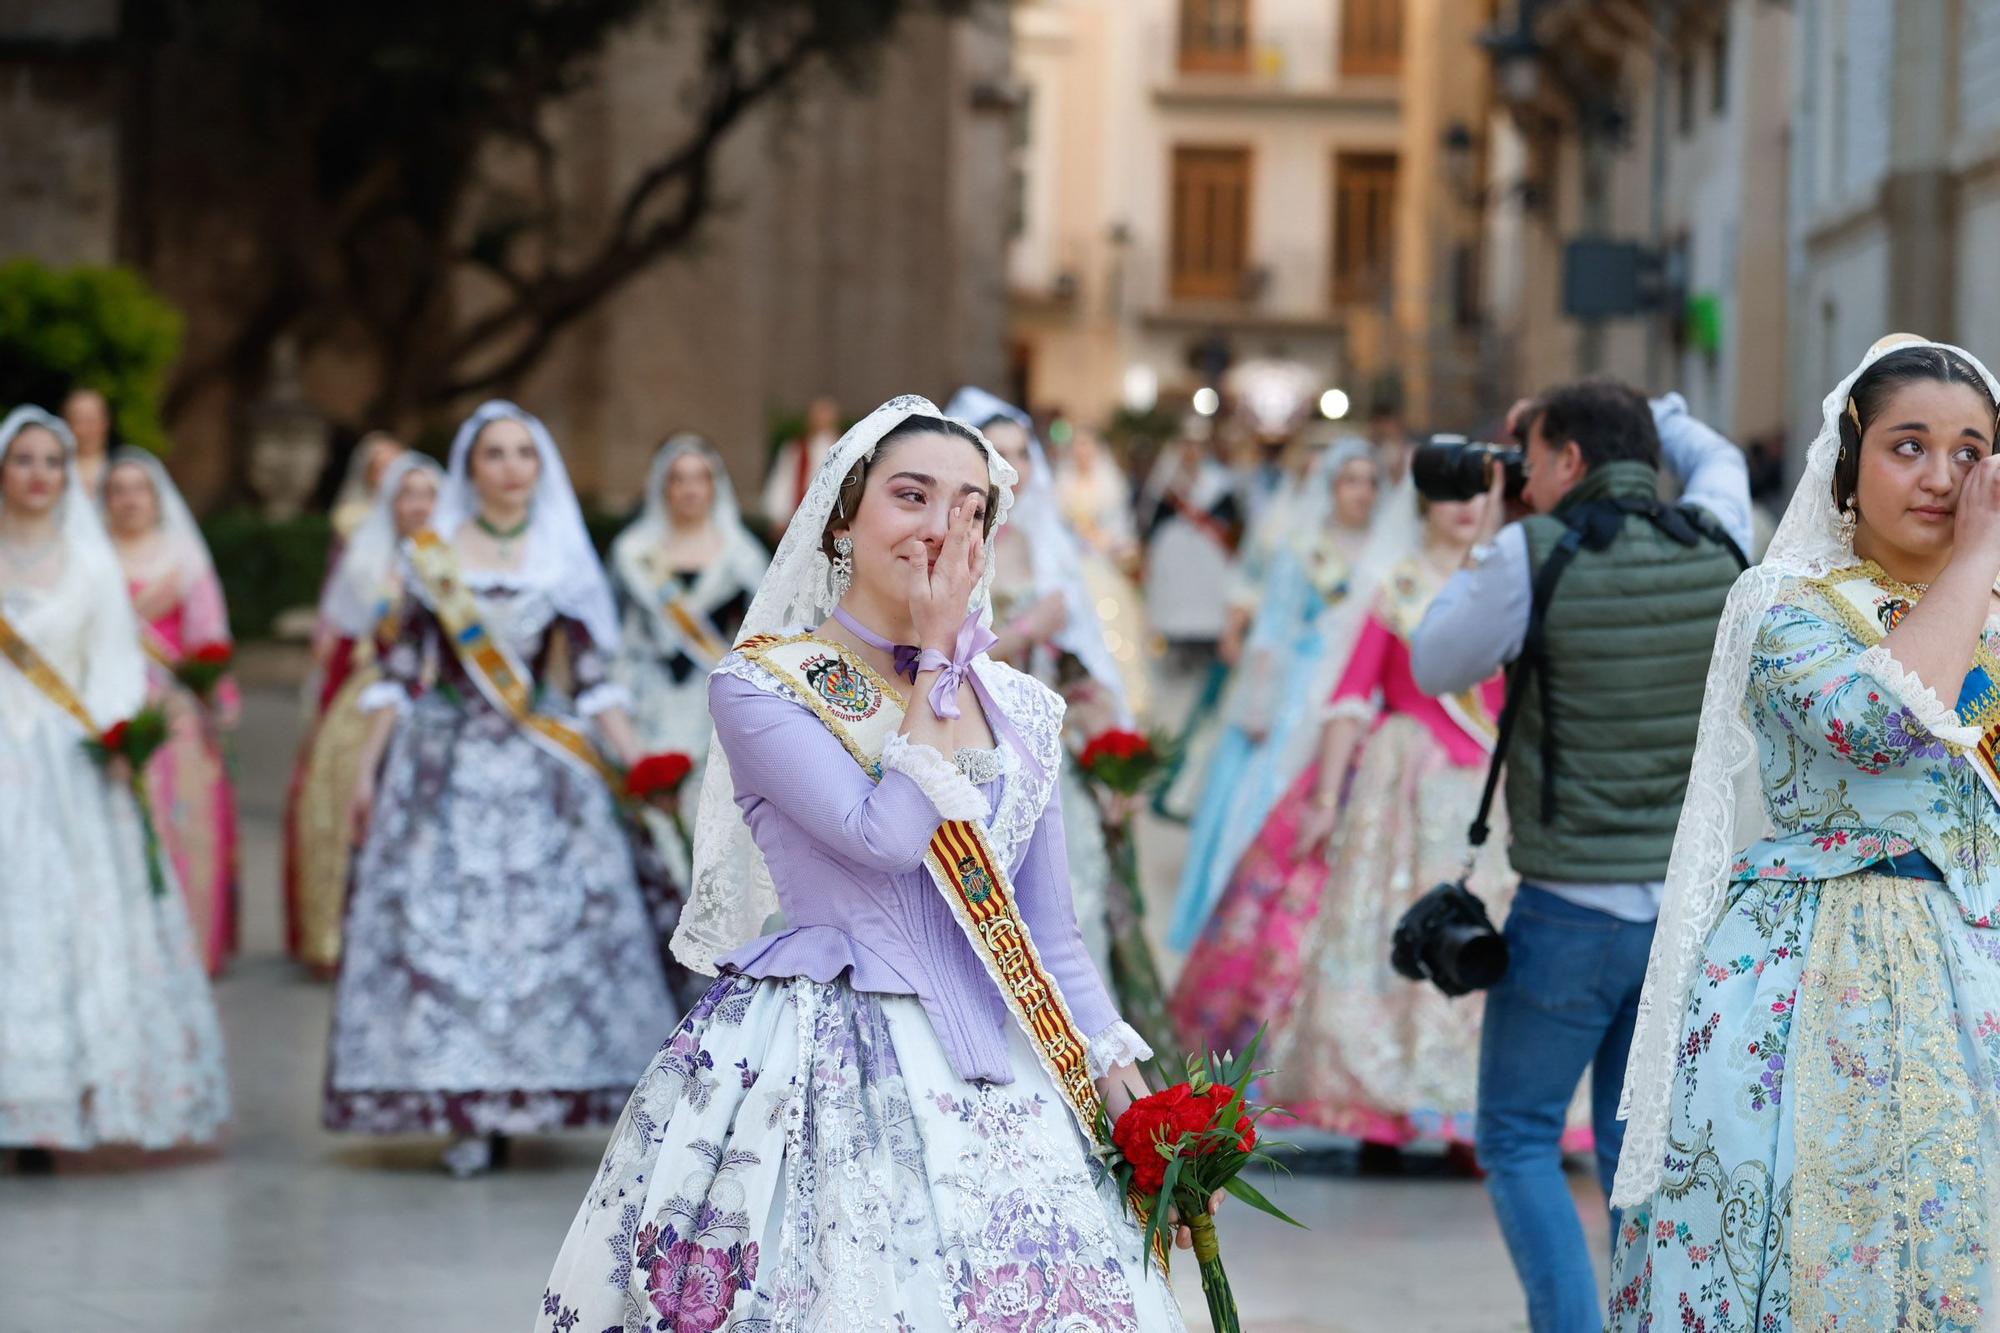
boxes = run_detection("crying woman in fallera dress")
[534,396,1186,1332]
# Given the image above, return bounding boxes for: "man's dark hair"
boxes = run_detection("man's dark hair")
[1526,378,1660,471]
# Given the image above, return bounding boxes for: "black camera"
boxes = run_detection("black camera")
[1410,434,1525,503]
[1390,880,1508,997]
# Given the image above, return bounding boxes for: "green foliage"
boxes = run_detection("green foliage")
[1105,404,1179,448]
[200,509,334,641]
[0,260,182,454]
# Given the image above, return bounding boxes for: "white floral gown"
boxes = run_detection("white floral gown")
[0,549,228,1148]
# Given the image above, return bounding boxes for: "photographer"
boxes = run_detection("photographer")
[1407,381,1751,1333]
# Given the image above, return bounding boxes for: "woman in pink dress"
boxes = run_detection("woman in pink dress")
[1171,487,1513,1152]
[103,449,240,976]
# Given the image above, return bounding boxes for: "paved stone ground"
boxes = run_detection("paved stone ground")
[0,650,1611,1331]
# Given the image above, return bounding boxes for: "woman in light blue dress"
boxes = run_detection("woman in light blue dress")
[1167,437,1380,950]
[1609,337,2000,1330]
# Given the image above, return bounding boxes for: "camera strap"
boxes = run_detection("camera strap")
[1465,523,1585,851]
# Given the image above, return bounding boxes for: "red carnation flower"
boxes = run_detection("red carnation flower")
[189,642,233,667]
[101,720,131,751]
[627,751,696,800]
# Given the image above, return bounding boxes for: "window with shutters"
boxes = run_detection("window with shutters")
[1332,152,1397,305]
[1170,146,1253,302]
[1340,0,1403,77]
[1178,0,1252,74]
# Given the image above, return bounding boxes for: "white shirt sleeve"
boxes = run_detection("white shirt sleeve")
[1652,393,1754,555]
[1409,523,1532,697]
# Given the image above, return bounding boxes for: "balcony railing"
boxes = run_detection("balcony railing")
[1149,20,1402,99]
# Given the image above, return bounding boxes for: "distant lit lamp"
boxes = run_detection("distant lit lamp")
[1123,365,1159,413]
[1192,386,1220,417]
[1319,388,1351,421]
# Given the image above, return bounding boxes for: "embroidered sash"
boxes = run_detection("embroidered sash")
[0,610,98,733]
[739,631,1110,1136]
[1811,564,2000,808]
[407,529,619,789]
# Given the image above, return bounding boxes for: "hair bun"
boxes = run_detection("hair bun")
[1868,332,1929,357]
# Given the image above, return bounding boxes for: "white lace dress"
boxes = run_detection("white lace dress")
[0,551,229,1148]
[323,569,675,1135]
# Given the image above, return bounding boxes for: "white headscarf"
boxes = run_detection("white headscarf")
[0,407,145,724]
[2,408,108,564]
[674,395,1018,974]
[105,446,221,594]
[609,433,770,624]
[331,432,404,537]
[946,386,1131,721]
[319,452,443,638]
[1611,335,2000,1207]
[434,400,621,651]
[1258,438,1410,786]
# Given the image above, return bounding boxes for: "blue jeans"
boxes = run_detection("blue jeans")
[1477,885,1656,1333]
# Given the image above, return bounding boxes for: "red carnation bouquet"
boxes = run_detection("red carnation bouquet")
[625,751,697,847]
[84,706,172,897]
[173,641,233,701]
[1077,727,1166,795]
[1100,1031,1301,1333]
[1075,727,1178,1057]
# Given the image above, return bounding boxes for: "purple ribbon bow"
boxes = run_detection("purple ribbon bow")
[833,607,995,720]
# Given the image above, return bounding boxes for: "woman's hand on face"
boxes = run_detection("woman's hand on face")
[908,501,987,651]
[1957,454,2000,569]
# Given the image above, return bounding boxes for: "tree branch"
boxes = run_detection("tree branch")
[430,15,822,403]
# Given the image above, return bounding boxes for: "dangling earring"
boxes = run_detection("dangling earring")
[1837,497,1858,541]
[829,534,854,601]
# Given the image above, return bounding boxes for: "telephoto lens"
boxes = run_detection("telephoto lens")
[1409,434,1526,503]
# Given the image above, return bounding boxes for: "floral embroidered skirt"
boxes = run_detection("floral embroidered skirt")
[536,974,1187,1333]
[1168,755,1331,1064]
[324,694,675,1136]
[1608,871,2000,1331]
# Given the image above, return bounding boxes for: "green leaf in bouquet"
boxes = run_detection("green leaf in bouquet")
[1222,1172,1306,1228]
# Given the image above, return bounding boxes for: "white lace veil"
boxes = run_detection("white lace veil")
[2,406,118,568]
[946,386,1131,721]
[673,394,1018,974]
[1611,334,2000,1206]
[105,446,221,596]
[319,452,443,637]
[609,433,769,596]
[435,400,621,650]
[1,407,145,723]
[1263,441,1414,785]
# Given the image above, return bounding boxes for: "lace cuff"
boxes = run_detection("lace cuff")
[574,681,631,718]
[1856,645,1982,749]
[1323,695,1376,725]
[357,680,411,716]
[881,733,989,821]
[1086,1022,1154,1078]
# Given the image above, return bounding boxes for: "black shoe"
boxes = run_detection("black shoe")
[1355,1141,1405,1176]
[14,1148,55,1175]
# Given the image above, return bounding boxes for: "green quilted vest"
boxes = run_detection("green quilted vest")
[1506,460,1740,882]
